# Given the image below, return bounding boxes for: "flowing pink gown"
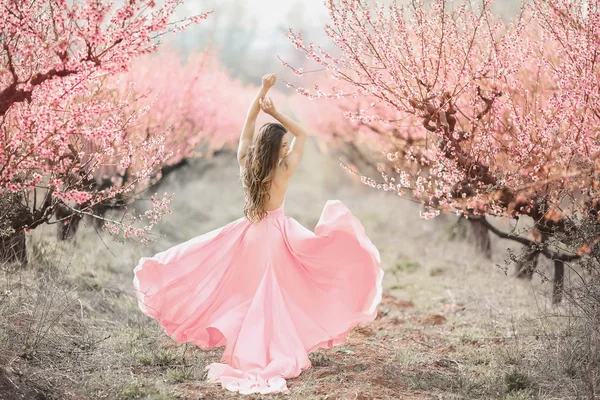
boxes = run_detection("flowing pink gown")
[133,198,384,395]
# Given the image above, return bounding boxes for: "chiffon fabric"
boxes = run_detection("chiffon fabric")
[133,198,384,394]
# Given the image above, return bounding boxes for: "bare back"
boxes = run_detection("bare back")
[240,160,293,211]
[263,161,293,210]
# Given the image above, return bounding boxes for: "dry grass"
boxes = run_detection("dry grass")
[0,138,591,399]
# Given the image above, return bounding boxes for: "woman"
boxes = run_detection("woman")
[133,73,383,395]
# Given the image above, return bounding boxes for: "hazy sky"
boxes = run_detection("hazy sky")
[180,0,330,31]
[170,0,523,83]
[171,0,332,82]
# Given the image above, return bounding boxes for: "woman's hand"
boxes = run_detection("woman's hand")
[259,96,277,116]
[261,73,277,89]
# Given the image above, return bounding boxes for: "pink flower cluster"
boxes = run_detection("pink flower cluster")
[102,192,174,243]
[108,49,259,168]
[286,0,600,223]
[0,0,210,239]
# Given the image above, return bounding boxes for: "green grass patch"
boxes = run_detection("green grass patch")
[504,369,534,393]
[394,260,422,273]
[429,267,445,277]
[166,366,195,383]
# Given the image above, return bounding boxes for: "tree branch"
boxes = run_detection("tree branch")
[473,216,580,262]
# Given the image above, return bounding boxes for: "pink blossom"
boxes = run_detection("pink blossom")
[285,0,600,223]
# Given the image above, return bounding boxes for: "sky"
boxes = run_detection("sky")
[180,0,330,31]
[167,0,523,84]
[169,0,333,83]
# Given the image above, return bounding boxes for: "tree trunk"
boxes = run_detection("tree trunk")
[450,217,492,259]
[0,229,27,267]
[159,158,189,179]
[553,260,565,304]
[0,192,30,267]
[516,249,540,280]
[468,218,492,259]
[516,231,549,280]
[55,203,82,240]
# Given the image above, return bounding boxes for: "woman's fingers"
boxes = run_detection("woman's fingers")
[258,96,275,114]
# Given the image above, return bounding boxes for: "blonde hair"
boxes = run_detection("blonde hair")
[241,123,287,223]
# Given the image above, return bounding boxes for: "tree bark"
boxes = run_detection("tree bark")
[0,229,27,267]
[516,249,540,280]
[55,203,82,240]
[553,260,565,304]
[450,217,492,259]
[468,218,492,259]
[0,192,30,267]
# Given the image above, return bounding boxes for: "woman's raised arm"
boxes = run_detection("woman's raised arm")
[259,96,307,177]
[237,73,277,167]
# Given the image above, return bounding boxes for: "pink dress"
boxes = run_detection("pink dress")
[132,198,384,395]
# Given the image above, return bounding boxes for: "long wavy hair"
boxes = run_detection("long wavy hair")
[241,122,287,223]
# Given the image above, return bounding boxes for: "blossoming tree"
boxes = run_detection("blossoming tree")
[285,0,600,302]
[0,0,209,265]
[52,49,254,240]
